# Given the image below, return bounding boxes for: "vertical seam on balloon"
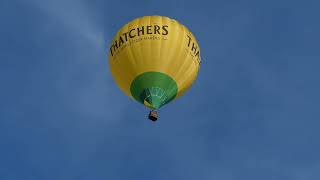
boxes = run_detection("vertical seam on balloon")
[126,20,137,80]
[148,16,152,70]
[171,19,186,99]
[138,17,144,74]
[123,21,140,97]
[177,25,188,69]
[162,18,179,96]
[128,18,140,79]
[162,18,180,85]
[180,63,199,97]
[178,59,198,97]
[158,16,162,73]
[172,25,190,95]
[166,22,185,100]
[158,16,162,72]
[162,18,173,69]
[159,16,167,74]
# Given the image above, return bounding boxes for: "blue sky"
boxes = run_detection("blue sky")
[1,0,320,179]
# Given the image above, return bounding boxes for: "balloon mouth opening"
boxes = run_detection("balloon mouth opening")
[142,87,167,109]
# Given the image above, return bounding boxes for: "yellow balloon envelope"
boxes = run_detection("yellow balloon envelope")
[109,16,201,110]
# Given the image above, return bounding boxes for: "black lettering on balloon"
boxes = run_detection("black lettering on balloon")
[110,46,114,56]
[195,51,200,58]
[111,24,172,57]
[110,40,118,56]
[147,25,152,34]
[137,26,145,36]
[162,25,168,35]
[187,35,192,47]
[129,28,136,38]
[118,36,124,47]
[154,25,161,34]
[123,32,129,41]
[191,42,198,54]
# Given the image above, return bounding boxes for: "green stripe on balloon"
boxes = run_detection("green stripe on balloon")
[130,72,178,109]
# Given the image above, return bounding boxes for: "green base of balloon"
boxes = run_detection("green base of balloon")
[130,72,178,109]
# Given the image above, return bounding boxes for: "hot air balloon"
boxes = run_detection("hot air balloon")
[109,16,201,121]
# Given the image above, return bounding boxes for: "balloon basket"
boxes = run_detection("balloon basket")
[148,110,158,122]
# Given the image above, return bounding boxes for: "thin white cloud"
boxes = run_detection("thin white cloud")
[29,0,104,48]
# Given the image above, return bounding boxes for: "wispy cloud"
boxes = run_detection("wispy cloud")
[29,0,104,48]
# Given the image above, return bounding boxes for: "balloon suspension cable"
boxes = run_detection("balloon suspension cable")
[148,110,158,122]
